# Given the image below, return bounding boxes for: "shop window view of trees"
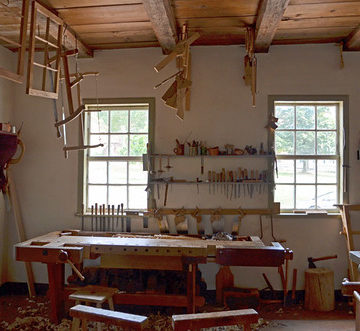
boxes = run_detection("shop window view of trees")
[85,105,149,210]
[274,102,340,211]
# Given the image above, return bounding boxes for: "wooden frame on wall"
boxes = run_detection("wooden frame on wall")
[26,0,63,99]
[0,0,30,84]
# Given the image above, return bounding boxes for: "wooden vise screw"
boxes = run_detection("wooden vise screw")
[58,250,85,281]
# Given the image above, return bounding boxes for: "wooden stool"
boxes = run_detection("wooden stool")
[305,268,334,311]
[172,309,258,331]
[69,285,118,330]
[70,305,148,331]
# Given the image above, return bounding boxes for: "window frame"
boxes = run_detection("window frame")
[78,97,155,213]
[268,95,349,213]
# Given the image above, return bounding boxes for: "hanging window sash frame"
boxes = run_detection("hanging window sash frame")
[26,0,63,99]
[0,0,30,84]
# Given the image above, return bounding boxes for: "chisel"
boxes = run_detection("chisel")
[95,203,98,231]
[102,204,106,231]
[91,205,94,231]
[222,168,226,196]
[121,203,124,232]
[107,204,111,231]
[212,171,216,195]
[111,205,115,231]
[98,204,102,231]
[208,170,212,194]
[116,204,120,230]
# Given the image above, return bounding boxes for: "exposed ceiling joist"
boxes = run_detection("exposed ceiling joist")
[255,0,290,53]
[344,24,360,51]
[142,0,177,53]
[12,0,93,58]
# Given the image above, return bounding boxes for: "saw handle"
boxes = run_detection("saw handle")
[58,250,85,281]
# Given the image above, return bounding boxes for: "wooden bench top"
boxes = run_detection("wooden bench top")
[70,305,148,329]
[69,285,118,303]
[172,309,258,330]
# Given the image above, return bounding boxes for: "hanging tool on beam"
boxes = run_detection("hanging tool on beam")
[243,27,257,108]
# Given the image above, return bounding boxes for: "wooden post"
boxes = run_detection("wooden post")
[187,263,196,313]
[47,263,65,323]
[304,268,334,311]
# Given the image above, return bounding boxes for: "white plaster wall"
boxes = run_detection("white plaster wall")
[0,46,16,285]
[9,44,360,291]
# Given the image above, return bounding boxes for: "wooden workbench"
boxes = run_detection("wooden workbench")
[15,230,292,323]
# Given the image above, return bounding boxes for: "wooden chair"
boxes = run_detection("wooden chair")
[70,305,148,330]
[172,309,259,331]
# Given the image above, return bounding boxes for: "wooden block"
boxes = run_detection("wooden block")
[172,309,258,331]
[70,305,148,330]
[305,268,334,311]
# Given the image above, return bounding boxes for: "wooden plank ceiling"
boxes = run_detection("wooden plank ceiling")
[1,0,360,56]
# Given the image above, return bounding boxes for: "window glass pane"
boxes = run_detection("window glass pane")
[129,186,147,209]
[110,110,128,133]
[130,110,149,133]
[276,160,294,183]
[110,135,128,156]
[109,186,127,208]
[296,131,315,155]
[89,135,108,156]
[90,111,108,133]
[88,161,107,184]
[109,162,127,184]
[317,106,336,129]
[317,160,337,183]
[130,134,148,156]
[275,105,294,129]
[275,131,294,155]
[129,162,147,184]
[317,185,337,209]
[296,160,315,183]
[317,132,336,155]
[296,185,315,209]
[274,185,294,209]
[88,185,107,206]
[296,105,315,129]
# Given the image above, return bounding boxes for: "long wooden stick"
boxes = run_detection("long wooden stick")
[7,170,35,297]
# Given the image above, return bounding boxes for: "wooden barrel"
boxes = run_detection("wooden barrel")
[304,268,334,311]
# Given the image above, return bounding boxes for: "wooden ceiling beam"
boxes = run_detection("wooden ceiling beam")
[12,0,93,58]
[254,0,290,53]
[344,24,360,51]
[142,0,177,53]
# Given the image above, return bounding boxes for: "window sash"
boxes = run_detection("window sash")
[84,106,150,211]
[273,101,342,212]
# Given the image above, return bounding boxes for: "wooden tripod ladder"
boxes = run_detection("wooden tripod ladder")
[336,204,360,281]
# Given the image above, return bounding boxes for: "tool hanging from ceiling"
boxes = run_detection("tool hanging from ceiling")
[153,25,200,120]
[243,27,257,108]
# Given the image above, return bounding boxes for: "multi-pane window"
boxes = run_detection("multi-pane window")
[273,101,344,211]
[83,102,153,210]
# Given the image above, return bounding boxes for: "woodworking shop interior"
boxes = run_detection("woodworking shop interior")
[2,0,360,330]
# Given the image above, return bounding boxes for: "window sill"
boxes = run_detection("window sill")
[275,212,341,218]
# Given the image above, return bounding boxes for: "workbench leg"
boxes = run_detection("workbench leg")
[187,263,196,313]
[47,263,65,324]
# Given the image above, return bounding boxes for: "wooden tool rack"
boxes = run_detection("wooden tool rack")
[15,230,292,323]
